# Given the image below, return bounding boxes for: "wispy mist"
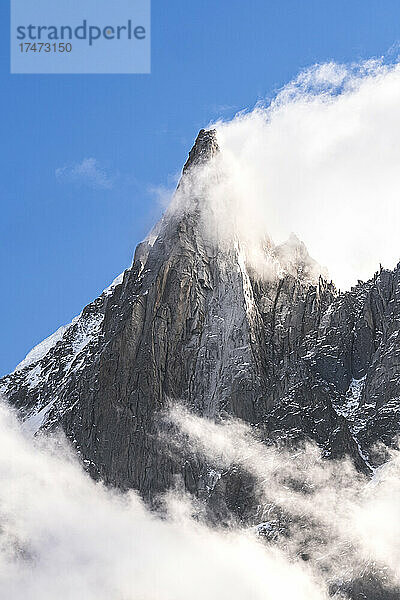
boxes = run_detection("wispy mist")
[168,405,400,595]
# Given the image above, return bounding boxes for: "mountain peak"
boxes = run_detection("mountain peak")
[183,128,219,173]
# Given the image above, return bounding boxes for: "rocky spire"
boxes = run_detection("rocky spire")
[183,128,219,173]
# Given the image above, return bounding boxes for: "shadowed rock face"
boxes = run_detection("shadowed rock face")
[1,129,400,512]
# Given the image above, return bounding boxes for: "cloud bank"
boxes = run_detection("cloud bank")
[0,401,327,600]
[207,59,400,289]
[2,395,400,599]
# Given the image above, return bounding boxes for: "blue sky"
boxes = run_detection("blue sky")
[1,0,400,375]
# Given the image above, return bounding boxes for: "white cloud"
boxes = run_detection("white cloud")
[0,400,326,600]
[200,59,400,289]
[1,396,400,598]
[56,158,114,190]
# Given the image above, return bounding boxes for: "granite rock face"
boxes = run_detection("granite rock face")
[1,128,400,510]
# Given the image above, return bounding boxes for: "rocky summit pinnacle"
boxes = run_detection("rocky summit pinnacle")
[183,128,219,173]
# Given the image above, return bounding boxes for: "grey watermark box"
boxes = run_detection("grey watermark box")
[11,0,150,74]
